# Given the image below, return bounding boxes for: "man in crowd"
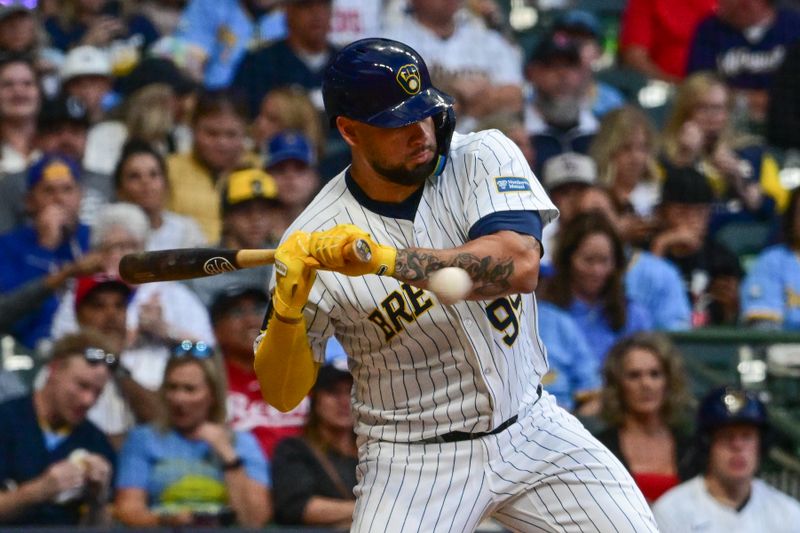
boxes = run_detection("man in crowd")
[524,33,597,176]
[184,167,278,306]
[212,286,309,458]
[654,386,800,532]
[0,155,89,350]
[0,331,116,526]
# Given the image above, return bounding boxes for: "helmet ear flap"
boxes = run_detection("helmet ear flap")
[431,107,457,176]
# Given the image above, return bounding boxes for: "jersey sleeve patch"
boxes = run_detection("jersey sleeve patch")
[494,176,531,193]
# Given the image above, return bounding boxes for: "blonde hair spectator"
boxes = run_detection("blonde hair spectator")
[253,86,324,157]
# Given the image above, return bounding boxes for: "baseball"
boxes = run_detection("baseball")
[429,267,473,304]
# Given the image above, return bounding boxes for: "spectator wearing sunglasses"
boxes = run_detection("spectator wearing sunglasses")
[115,346,271,527]
[0,331,116,526]
[69,274,159,449]
[212,286,310,459]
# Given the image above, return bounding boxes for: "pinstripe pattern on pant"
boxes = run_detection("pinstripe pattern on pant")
[351,393,658,533]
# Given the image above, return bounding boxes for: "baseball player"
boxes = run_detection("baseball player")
[254,38,657,532]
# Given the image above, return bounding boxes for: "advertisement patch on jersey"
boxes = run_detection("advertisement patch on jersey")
[495,176,531,193]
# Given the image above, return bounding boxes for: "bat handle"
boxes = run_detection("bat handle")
[346,238,373,263]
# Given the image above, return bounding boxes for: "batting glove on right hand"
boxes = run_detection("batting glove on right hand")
[307,224,397,277]
[273,231,319,321]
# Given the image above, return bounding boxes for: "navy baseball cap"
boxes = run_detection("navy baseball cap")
[553,10,602,41]
[265,131,315,168]
[528,33,581,66]
[313,359,352,391]
[660,167,714,205]
[209,285,268,324]
[37,95,90,133]
[27,154,81,190]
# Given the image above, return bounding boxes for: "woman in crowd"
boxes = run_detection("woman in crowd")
[541,212,652,364]
[661,72,787,223]
[590,105,660,246]
[271,362,357,528]
[252,86,325,159]
[114,139,205,251]
[167,90,255,242]
[596,332,695,503]
[742,187,800,330]
[115,347,270,527]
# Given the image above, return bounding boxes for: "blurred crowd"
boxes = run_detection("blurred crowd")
[0,0,799,529]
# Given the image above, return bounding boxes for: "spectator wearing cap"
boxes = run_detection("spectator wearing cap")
[0,2,40,55]
[36,93,112,226]
[620,0,715,82]
[113,140,205,251]
[651,167,743,326]
[211,286,309,460]
[84,57,197,176]
[539,151,597,272]
[0,154,89,350]
[654,386,800,531]
[552,10,625,119]
[741,188,800,330]
[175,0,287,89]
[60,46,113,124]
[0,56,41,174]
[70,273,159,447]
[384,0,524,132]
[524,33,597,177]
[271,360,356,527]
[167,91,257,242]
[0,331,116,527]
[233,0,337,118]
[184,167,278,307]
[264,131,321,239]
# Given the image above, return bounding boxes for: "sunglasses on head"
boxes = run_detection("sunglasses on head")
[84,347,118,367]
[172,340,213,359]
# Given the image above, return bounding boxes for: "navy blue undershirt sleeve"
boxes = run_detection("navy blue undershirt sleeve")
[468,210,543,242]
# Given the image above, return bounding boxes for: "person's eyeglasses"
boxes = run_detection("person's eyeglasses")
[172,340,213,359]
[84,347,118,366]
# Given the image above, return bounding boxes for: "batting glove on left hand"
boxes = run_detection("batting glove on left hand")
[273,231,319,321]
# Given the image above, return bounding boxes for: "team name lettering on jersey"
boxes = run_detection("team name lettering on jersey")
[368,283,434,340]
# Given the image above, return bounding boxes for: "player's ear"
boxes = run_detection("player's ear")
[336,116,359,148]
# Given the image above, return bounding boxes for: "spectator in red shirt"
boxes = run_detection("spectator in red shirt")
[620,0,717,81]
[211,286,309,459]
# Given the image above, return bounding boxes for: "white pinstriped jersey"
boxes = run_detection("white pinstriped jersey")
[275,130,558,443]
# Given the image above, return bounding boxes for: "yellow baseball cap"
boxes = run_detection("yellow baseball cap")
[221,167,278,213]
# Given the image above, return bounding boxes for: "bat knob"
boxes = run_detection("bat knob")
[353,239,372,263]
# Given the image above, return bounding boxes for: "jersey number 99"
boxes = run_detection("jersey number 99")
[486,295,522,346]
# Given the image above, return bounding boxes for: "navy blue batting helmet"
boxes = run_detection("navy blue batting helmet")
[698,386,768,434]
[322,38,456,176]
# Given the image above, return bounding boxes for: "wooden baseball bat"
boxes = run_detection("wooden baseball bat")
[118,239,373,284]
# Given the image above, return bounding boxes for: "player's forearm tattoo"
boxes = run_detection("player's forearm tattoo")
[394,249,515,297]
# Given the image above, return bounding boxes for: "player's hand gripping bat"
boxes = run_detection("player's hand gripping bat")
[118,240,373,284]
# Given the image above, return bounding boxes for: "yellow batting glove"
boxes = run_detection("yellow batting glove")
[308,224,397,277]
[272,231,319,321]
